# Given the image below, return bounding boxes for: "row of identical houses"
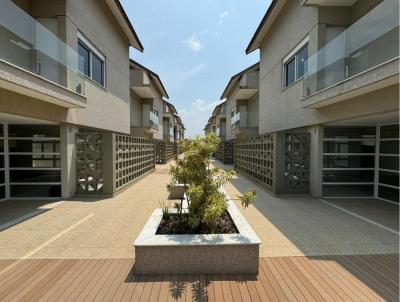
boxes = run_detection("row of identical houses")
[0,0,184,201]
[206,0,399,203]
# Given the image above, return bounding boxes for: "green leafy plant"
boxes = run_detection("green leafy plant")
[169,132,255,233]
[160,200,172,220]
[237,188,257,209]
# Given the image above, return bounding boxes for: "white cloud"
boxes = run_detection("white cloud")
[182,33,204,52]
[219,10,229,19]
[193,99,219,112]
[179,99,223,138]
[218,10,229,24]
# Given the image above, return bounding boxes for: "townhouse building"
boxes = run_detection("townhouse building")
[163,100,185,142]
[204,116,216,135]
[209,0,399,203]
[130,60,168,140]
[221,63,260,141]
[205,101,238,164]
[0,0,188,201]
[130,61,185,165]
[149,100,185,164]
[174,115,186,141]
[245,0,399,202]
[213,101,227,141]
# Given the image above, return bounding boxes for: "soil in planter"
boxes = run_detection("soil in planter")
[156,211,238,234]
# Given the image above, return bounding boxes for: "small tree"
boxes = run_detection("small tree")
[170,133,255,233]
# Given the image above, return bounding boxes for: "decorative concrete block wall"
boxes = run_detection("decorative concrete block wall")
[155,140,177,164]
[215,142,224,162]
[235,134,276,193]
[76,133,105,195]
[155,140,166,164]
[216,140,234,164]
[115,135,155,192]
[165,141,175,162]
[76,132,155,196]
[284,132,310,193]
[234,131,310,195]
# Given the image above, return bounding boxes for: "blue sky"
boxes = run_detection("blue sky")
[121,0,271,138]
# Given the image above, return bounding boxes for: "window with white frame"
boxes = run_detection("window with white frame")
[78,33,105,87]
[283,38,308,87]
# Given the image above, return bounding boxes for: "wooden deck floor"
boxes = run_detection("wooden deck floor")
[0,254,398,301]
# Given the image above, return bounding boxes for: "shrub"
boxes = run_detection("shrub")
[169,133,255,233]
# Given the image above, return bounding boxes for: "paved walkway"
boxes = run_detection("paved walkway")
[0,160,399,301]
[0,164,173,259]
[0,160,398,260]
[215,161,399,258]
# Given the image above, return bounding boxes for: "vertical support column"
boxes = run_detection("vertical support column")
[103,132,116,196]
[60,124,78,199]
[274,131,286,195]
[309,125,324,198]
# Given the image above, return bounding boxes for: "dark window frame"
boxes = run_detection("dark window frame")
[77,39,106,87]
[283,42,308,88]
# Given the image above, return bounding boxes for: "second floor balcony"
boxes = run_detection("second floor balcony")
[0,0,86,108]
[302,0,399,108]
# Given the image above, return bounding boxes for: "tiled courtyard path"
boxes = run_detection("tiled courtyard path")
[215,161,399,258]
[0,163,173,259]
[0,160,398,301]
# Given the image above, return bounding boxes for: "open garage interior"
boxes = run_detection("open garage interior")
[0,113,60,201]
[322,112,399,203]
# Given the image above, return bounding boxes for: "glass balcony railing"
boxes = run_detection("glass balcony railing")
[0,1,85,95]
[303,0,399,97]
[149,111,159,131]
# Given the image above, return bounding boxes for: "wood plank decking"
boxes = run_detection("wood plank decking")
[0,254,398,301]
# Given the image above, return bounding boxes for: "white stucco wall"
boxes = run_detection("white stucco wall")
[247,93,259,128]
[130,92,142,127]
[225,99,234,141]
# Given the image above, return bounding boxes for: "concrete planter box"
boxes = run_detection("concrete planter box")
[168,183,186,199]
[134,188,261,275]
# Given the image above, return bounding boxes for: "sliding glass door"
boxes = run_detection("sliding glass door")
[322,127,376,197]
[377,124,399,202]
[7,125,61,199]
[0,124,5,201]
[322,124,399,202]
